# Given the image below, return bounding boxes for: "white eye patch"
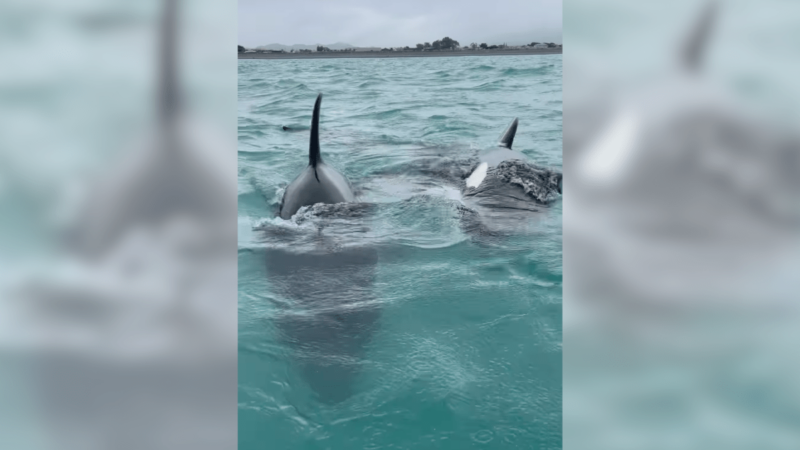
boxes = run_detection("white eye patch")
[578,108,639,186]
[466,162,489,188]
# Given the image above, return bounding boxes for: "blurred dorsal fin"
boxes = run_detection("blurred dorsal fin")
[679,1,718,73]
[159,0,180,125]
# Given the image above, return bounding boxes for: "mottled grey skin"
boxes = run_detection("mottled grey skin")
[278,93,356,219]
[465,160,562,210]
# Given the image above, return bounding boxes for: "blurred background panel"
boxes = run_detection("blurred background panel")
[564,1,800,449]
[0,0,237,448]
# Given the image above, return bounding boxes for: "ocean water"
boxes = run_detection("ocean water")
[238,55,562,449]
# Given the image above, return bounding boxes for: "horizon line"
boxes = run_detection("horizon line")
[243,40,563,48]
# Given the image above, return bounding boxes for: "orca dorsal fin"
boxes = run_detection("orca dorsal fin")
[159,0,179,128]
[498,118,519,149]
[679,1,717,73]
[309,93,322,181]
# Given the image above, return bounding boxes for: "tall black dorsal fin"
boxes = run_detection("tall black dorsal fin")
[309,93,322,181]
[679,1,717,73]
[309,93,322,167]
[499,118,519,149]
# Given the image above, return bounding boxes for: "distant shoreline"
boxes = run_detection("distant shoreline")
[238,48,561,60]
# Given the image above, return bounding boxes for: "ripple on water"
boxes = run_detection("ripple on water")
[471,429,495,444]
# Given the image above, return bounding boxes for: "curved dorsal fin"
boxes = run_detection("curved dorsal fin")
[309,93,322,181]
[309,93,322,166]
[159,0,179,127]
[499,118,519,149]
[679,1,717,72]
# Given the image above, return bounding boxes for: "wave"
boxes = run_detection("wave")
[347,108,410,120]
[357,80,380,88]
[237,120,267,137]
[470,64,495,71]
[472,79,506,91]
[500,66,552,76]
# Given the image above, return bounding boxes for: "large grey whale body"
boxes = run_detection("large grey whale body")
[278,94,355,219]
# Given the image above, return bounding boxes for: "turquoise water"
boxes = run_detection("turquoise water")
[238,55,562,449]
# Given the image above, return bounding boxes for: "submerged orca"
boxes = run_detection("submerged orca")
[278,94,356,219]
[264,245,380,404]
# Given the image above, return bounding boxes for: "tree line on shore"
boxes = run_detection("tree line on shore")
[417,38,560,50]
[238,38,560,53]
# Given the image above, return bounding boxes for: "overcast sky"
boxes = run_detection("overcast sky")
[238,0,561,48]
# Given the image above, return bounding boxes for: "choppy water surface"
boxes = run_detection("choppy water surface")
[238,55,562,449]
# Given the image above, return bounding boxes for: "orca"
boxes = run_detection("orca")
[263,245,380,404]
[453,118,563,237]
[466,118,522,188]
[573,1,723,193]
[571,0,799,226]
[65,0,234,257]
[564,0,800,312]
[278,94,356,220]
[464,118,562,194]
[463,118,562,200]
